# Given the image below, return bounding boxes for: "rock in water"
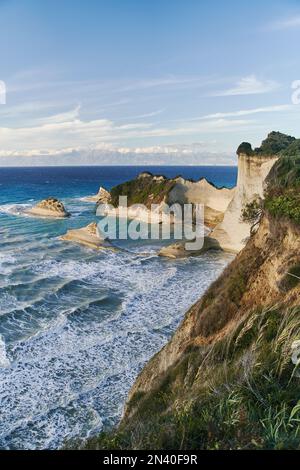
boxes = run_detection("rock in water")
[158,236,220,259]
[27,197,70,218]
[60,222,113,250]
[83,186,111,203]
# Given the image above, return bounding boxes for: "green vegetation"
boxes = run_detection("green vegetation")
[84,306,300,450]
[237,132,296,158]
[255,131,295,156]
[265,192,300,224]
[241,197,263,233]
[109,173,176,208]
[236,142,254,156]
[264,137,300,224]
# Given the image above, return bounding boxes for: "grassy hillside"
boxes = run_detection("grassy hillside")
[87,304,300,450]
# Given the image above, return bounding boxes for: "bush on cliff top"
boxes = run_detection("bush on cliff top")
[109,174,175,208]
[236,142,254,156]
[237,132,295,158]
[264,137,300,224]
[255,131,295,156]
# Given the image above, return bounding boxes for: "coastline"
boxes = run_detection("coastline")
[0,164,236,449]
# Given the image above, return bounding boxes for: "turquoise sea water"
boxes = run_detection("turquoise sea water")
[0,166,236,449]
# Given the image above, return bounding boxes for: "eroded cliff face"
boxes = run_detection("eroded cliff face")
[167,177,234,227]
[123,213,300,420]
[210,154,277,252]
[108,172,235,228]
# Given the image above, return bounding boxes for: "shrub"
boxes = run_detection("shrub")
[255,131,295,156]
[236,142,253,156]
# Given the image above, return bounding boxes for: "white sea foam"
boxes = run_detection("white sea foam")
[0,335,10,368]
[0,253,17,274]
[0,203,31,217]
[33,258,104,280]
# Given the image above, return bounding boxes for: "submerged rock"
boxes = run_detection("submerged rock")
[27,197,70,218]
[158,236,220,259]
[60,222,113,250]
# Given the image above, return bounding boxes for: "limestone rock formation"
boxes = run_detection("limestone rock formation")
[158,236,221,259]
[210,153,277,252]
[83,186,111,203]
[27,197,70,218]
[209,132,296,253]
[107,172,234,228]
[60,222,112,250]
[168,177,235,228]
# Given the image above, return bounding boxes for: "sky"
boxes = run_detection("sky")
[0,0,300,166]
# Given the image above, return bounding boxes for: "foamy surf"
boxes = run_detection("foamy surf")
[0,203,32,217]
[0,336,10,368]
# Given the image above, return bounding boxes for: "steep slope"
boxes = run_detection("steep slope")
[125,214,300,401]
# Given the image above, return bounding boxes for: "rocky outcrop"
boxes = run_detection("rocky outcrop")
[61,222,112,250]
[210,153,277,253]
[27,198,70,218]
[83,186,111,204]
[167,177,234,227]
[106,172,234,228]
[158,236,220,259]
[209,132,298,253]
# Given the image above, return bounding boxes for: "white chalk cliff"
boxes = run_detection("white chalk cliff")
[210,153,278,253]
[168,177,235,227]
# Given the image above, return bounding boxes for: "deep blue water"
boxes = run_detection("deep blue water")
[0,166,237,204]
[0,166,235,449]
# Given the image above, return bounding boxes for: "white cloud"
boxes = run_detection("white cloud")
[0,104,255,154]
[213,75,279,96]
[38,105,81,124]
[267,15,300,31]
[201,104,292,119]
[117,109,165,121]
[117,76,206,92]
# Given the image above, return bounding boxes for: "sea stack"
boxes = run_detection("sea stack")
[27,198,70,218]
[60,222,112,250]
[83,186,111,203]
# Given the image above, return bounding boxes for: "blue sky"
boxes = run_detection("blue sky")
[0,0,300,165]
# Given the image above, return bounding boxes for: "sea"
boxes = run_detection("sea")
[0,166,237,449]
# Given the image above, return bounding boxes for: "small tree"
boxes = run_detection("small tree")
[241,197,263,234]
